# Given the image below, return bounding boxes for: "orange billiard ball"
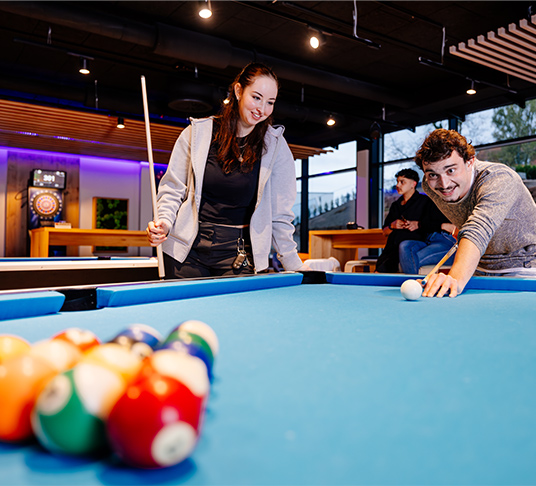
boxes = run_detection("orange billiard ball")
[0,335,31,364]
[0,354,57,442]
[51,328,101,353]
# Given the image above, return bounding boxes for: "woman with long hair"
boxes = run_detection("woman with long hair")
[146,63,306,278]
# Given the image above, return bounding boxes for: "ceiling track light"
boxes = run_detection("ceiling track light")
[369,121,382,140]
[308,27,325,49]
[79,57,90,75]
[199,0,212,19]
[116,117,125,129]
[234,1,380,49]
[466,79,476,95]
[418,57,518,95]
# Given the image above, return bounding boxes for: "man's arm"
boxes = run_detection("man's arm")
[421,238,481,298]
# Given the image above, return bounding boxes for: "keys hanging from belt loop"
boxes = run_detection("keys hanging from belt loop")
[232,237,249,270]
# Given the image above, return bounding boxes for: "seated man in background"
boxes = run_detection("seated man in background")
[415,128,536,298]
[398,201,457,275]
[376,168,432,273]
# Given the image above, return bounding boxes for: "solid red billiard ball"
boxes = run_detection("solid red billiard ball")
[107,373,204,468]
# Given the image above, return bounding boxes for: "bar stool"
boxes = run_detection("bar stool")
[344,259,376,273]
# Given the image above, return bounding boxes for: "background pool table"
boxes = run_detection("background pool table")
[0,257,159,291]
[1,272,536,485]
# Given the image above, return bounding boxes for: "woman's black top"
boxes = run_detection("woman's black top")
[198,126,260,226]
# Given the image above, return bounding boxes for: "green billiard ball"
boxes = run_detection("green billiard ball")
[32,362,126,455]
[173,320,219,358]
[163,330,214,367]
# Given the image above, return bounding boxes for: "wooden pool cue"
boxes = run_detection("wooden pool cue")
[421,242,458,286]
[141,75,165,279]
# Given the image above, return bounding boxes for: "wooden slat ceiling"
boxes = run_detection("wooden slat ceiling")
[450,14,536,85]
[0,100,329,164]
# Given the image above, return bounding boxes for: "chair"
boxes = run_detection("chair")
[303,257,341,272]
[344,260,376,273]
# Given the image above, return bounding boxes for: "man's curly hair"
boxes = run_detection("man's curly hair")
[415,129,475,169]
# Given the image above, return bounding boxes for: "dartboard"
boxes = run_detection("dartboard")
[31,192,61,218]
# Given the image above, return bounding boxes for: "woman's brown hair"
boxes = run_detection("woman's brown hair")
[215,62,279,174]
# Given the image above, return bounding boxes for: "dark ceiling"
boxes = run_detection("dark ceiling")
[1,1,536,150]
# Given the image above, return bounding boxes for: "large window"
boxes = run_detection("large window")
[381,100,536,223]
[384,121,448,163]
[460,101,536,171]
[294,141,357,249]
[458,108,497,146]
[294,100,536,253]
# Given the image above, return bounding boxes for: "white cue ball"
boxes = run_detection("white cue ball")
[400,279,423,301]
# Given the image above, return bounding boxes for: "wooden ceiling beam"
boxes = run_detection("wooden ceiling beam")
[0,100,329,164]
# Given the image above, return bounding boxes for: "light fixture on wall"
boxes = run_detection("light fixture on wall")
[326,115,336,126]
[116,117,125,129]
[199,0,212,19]
[79,58,90,75]
[466,79,476,95]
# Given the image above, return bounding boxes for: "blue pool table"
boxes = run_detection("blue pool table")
[1,272,536,485]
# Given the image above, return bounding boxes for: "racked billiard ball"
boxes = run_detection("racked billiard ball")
[32,362,126,455]
[171,320,219,358]
[0,334,31,364]
[108,324,162,360]
[156,334,214,382]
[51,328,101,353]
[110,324,162,349]
[162,329,214,365]
[107,373,204,468]
[0,354,57,442]
[81,343,143,384]
[29,338,82,372]
[137,349,210,403]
